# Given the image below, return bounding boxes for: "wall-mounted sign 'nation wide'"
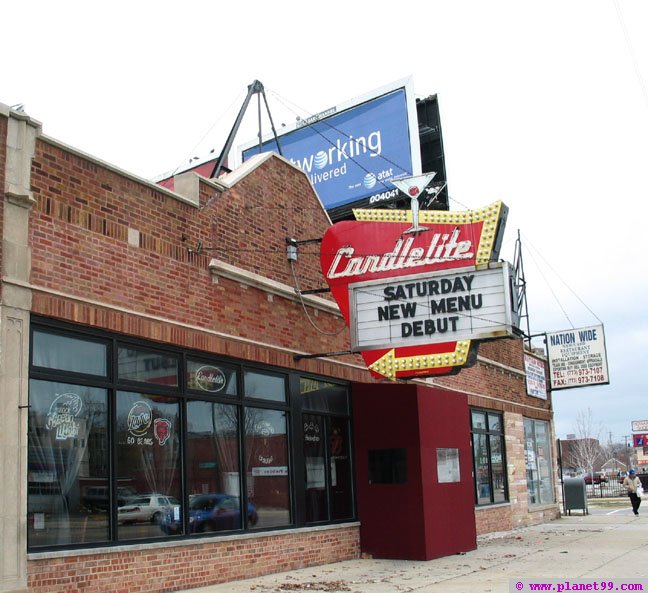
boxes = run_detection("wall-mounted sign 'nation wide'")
[545,324,610,390]
[320,201,517,380]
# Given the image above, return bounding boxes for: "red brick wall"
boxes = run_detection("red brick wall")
[434,338,552,420]
[28,525,360,593]
[208,157,330,291]
[475,505,514,534]
[28,140,367,376]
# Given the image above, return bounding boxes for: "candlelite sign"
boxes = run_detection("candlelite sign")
[320,201,518,379]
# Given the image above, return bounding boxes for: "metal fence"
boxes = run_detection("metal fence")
[585,480,627,498]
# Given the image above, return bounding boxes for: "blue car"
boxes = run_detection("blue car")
[161,494,258,534]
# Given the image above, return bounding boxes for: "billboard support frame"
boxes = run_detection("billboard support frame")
[211,80,283,179]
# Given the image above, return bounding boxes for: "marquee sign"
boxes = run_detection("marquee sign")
[320,201,515,379]
[350,263,517,351]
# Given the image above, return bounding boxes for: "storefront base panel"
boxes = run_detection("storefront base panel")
[27,524,360,593]
[475,504,560,535]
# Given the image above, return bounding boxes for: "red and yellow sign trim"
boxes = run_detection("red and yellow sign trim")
[320,201,508,380]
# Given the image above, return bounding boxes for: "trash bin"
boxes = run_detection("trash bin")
[563,477,588,515]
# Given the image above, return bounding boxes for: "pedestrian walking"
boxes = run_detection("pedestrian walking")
[623,469,642,515]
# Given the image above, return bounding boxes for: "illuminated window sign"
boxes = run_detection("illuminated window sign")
[240,78,421,211]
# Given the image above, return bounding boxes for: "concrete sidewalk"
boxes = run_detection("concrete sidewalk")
[174,505,647,593]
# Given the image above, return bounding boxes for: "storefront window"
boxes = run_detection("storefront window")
[118,347,178,386]
[116,392,182,540]
[300,378,354,523]
[524,418,554,505]
[244,370,286,402]
[304,414,327,522]
[27,380,109,547]
[32,330,107,376]
[470,409,508,505]
[28,321,354,550]
[329,417,353,520]
[244,408,291,528]
[300,378,348,414]
[186,401,244,532]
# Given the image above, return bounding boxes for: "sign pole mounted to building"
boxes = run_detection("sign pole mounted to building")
[320,195,520,380]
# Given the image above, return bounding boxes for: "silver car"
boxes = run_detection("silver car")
[118,494,180,524]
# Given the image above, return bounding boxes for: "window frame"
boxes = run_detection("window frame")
[27,317,354,552]
[470,408,509,506]
[523,418,555,506]
[292,374,356,526]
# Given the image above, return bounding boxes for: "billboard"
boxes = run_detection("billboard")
[633,434,648,447]
[545,325,609,390]
[632,420,648,432]
[240,78,421,213]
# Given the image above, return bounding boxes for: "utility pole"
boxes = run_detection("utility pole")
[623,435,632,469]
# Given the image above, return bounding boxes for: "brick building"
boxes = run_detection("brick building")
[1,103,559,593]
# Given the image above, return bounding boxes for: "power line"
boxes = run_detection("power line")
[520,232,602,327]
[267,88,413,193]
[613,0,648,110]
[289,260,347,337]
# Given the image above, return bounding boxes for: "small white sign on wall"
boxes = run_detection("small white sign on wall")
[437,448,460,483]
[524,353,547,399]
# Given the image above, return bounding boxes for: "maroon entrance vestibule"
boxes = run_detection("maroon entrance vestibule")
[352,383,476,560]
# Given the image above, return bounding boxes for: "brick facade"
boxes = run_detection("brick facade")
[28,525,360,593]
[1,105,558,593]
[28,140,355,364]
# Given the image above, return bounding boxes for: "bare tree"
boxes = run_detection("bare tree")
[567,409,604,476]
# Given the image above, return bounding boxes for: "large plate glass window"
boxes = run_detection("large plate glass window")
[470,410,507,505]
[28,321,356,551]
[300,378,354,523]
[244,408,290,528]
[304,414,328,522]
[116,392,182,539]
[524,418,554,505]
[185,401,250,533]
[27,380,109,547]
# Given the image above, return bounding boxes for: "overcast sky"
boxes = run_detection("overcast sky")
[4,0,647,445]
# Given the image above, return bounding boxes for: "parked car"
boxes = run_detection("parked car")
[118,494,180,524]
[160,494,257,534]
[583,473,608,484]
